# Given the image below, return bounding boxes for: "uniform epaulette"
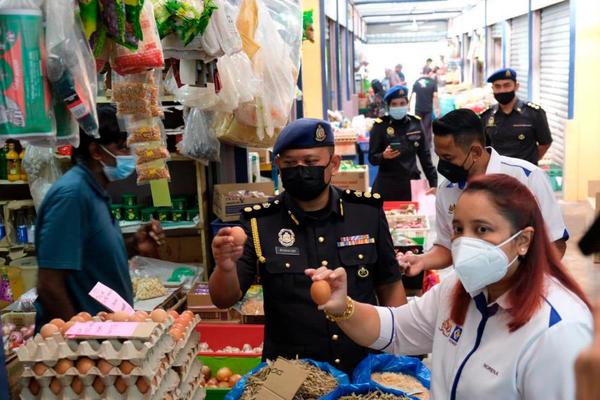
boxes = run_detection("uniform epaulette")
[479,106,490,115]
[242,199,281,218]
[410,114,421,121]
[374,117,384,124]
[340,189,383,207]
[526,102,542,111]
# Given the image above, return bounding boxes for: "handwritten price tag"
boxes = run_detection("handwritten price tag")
[65,322,139,339]
[89,282,134,314]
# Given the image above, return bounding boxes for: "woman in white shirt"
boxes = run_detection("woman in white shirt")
[307,174,592,399]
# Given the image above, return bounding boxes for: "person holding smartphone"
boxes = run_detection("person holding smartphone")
[369,85,438,201]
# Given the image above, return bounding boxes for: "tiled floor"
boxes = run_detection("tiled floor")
[561,199,600,299]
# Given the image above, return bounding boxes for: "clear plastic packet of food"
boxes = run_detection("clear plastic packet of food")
[178,107,220,163]
[135,145,171,164]
[165,0,218,45]
[112,70,162,118]
[111,0,164,75]
[151,0,174,37]
[124,116,164,145]
[136,160,171,185]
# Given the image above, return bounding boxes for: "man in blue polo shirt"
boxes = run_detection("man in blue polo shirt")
[34,105,165,327]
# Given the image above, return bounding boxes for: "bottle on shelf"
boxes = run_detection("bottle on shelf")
[19,147,27,182]
[6,143,21,182]
[15,210,28,244]
[0,144,7,180]
[26,207,35,244]
[0,207,5,241]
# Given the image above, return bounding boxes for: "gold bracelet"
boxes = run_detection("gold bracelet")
[325,296,355,322]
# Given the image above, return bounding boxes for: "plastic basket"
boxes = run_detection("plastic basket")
[196,324,264,357]
[199,355,262,400]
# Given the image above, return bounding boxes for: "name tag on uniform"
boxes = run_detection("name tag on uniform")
[276,246,300,256]
[406,130,421,136]
[512,124,532,127]
[337,234,375,247]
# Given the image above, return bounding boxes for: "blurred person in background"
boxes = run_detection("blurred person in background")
[366,79,386,118]
[395,64,407,86]
[410,67,441,147]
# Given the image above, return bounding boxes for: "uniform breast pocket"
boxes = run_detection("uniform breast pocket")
[406,134,422,149]
[512,124,533,143]
[263,258,310,300]
[338,244,378,297]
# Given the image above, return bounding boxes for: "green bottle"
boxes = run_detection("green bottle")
[0,145,7,180]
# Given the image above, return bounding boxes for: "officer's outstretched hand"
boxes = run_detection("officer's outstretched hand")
[575,299,600,400]
[383,145,401,160]
[305,267,348,315]
[397,251,426,277]
[212,227,245,272]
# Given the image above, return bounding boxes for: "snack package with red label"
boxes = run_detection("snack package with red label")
[111,0,164,75]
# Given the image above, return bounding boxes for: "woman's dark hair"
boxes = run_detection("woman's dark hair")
[371,79,384,96]
[72,104,127,163]
[450,174,591,332]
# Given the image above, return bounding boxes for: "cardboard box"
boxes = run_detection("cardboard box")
[213,182,275,222]
[332,169,370,192]
[187,282,213,307]
[158,236,204,264]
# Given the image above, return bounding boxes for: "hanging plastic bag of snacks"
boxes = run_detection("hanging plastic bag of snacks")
[112,70,163,118]
[111,0,164,75]
[178,107,220,163]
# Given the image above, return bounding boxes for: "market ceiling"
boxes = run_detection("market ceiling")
[357,0,482,43]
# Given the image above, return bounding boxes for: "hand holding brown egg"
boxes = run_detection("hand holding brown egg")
[305,266,348,315]
[212,227,247,272]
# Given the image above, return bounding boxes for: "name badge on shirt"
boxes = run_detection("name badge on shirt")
[337,234,375,247]
[276,246,300,256]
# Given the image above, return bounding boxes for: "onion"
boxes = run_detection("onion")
[216,367,233,382]
[229,374,242,385]
[201,365,211,381]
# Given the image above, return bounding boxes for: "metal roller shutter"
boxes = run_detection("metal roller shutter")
[510,15,529,101]
[540,1,570,167]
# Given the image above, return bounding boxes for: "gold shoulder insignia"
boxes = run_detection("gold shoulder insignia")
[413,114,421,121]
[340,189,383,206]
[244,207,253,212]
[527,102,541,110]
[374,118,383,124]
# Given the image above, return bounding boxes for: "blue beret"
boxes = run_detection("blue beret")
[384,85,409,103]
[487,68,517,83]
[273,118,334,155]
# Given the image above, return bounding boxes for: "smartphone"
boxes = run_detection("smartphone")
[390,142,402,151]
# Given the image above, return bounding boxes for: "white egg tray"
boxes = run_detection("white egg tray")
[183,383,206,400]
[176,359,203,399]
[173,345,202,381]
[16,320,176,363]
[19,365,180,400]
[172,332,200,368]
[170,316,201,359]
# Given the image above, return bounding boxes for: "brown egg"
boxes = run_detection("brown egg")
[115,376,128,394]
[310,280,331,306]
[69,316,85,323]
[29,378,41,395]
[169,327,184,341]
[230,226,247,245]
[61,321,76,335]
[112,311,130,322]
[150,309,168,323]
[50,377,62,395]
[97,311,109,321]
[129,313,147,322]
[136,377,150,394]
[54,358,73,374]
[182,310,194,320]
[92,377,105,394]
[172,321,189,332]
[32,362,48,376]
[40,323,60,339]
[76,357,95,374]
[97,359,113,375]
[49,318,65,329]
[77,312,93,321]
[119,360,135,375]
[167,310,179,320]
[71,377,84,395]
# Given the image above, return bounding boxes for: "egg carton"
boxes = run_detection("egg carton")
[22,351,169,383]
[176,359,203,399]
[17,323,176,363]
[20,361,178,400]
[181,383,206,400]
[170,315,201,359]
[172,331,200,367]
[173,345,202,381]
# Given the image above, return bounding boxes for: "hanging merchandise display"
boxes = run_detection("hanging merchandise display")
[21,144,63,210]
[179,107,220,163]
[0,0,54,141]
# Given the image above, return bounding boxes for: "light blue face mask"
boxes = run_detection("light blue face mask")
[100,145,136,182]
[389,106,409,120]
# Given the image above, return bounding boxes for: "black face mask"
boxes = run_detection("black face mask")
[437,149,472,183]
[280,162,331,201]
[494,91,516,105]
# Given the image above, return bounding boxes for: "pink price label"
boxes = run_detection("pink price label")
[88,282,134,314]
[65,322,139,338]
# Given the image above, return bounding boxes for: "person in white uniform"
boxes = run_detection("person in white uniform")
[399,108,568,277]
[307,174,592,400]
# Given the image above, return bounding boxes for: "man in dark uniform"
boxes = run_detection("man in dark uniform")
[209,118,406,373]
[369,85,438,201]
[410,67,440,146]
[480,68,553,165]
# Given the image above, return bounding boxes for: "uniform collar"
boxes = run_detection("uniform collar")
[479,288,512,310]
[283,186,343,226]
[73,163,111,201]
[484,147,502,175]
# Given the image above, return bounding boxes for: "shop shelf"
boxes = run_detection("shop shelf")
[196,323,264,358]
